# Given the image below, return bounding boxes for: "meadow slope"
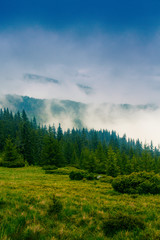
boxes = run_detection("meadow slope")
[0,167,160,239]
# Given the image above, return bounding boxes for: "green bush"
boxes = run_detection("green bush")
[48,194,63,215]
[45,166,84,175]
[99,175,114,183]
[1,159,25,168]
[22,229,43,240]
[103,212,145,237]
[46,167,94,180]
[112,171,160,194]
[69,171,84,180]
[42,165,58,170]
[85,173,95,180]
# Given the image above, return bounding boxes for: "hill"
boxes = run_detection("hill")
[0,94,158,131]
[0,95,86,128]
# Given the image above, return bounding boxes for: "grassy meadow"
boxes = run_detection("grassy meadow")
[0,167,160,239]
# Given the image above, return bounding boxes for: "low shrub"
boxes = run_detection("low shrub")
[0,157,3,166]
[112,171,160,194]
[22,229,42,240]
[85,173,95,180]
[69,171,84,180]
[103,212,145,237]
[100,175,114,183]
[1,158,25,168]
[42,165,58,170]
[45,167,95,181]
[48,194,63,215]
[45,166,84,175]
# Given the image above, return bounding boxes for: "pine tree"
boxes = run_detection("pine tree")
[57,123,63,141]
[41,135,64,167]
[95,143,107,173]
[20,116,32,164]
[2,138,25,168]
[63,141,74,164]
[106,146,119,177]
[91,130,99,151]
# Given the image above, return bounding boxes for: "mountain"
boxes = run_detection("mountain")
[0,95,86,128]
[24,73,60,85]
[0,94,159,145]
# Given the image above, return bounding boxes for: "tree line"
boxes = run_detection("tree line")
[0,108,160,176]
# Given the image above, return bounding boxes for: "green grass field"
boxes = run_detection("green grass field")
[0,167,160,239]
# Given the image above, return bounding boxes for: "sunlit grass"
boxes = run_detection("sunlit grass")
[0,167,160,239]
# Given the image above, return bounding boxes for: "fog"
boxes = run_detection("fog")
[44,101,160,147]
[1,27,160,145]
[84,103,160,147]
[1,28,160,103]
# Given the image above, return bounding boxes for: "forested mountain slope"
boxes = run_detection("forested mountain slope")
[0,94,157,131]
[0,108,160,176]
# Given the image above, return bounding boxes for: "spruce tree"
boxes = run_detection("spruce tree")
[95,143,107,173]
[57,123,63,141]
[2,138,25,168]
[41,135,64,167]
[106,146,119,177]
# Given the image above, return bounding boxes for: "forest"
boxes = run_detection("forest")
[0,108,160,176]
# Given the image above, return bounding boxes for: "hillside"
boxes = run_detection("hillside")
[0,94,158,131]
[0,166,160,240]
[0,95,86,128]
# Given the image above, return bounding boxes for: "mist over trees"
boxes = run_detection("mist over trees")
[0,108,160,176]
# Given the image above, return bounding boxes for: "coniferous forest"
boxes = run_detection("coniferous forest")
[1,108,160,176]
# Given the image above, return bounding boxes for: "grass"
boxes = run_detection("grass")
[0,167,160,239]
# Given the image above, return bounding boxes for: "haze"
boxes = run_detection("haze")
[1,0,160,146]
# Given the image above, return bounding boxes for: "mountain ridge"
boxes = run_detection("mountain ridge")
[0,94,158,138]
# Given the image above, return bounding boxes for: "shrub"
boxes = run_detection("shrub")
[100,175,114,183]
[85,173,95,180]
[0,156,3,166]
[48,194,63,215]
[22,229,42,240]
[42,165,58,170]
[1,159,25,168]
[69,171,84,180]
[103,212,145,237]
[112,171,160,194]
[45,167,85,175]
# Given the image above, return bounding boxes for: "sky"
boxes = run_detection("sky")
[1,0,160,145]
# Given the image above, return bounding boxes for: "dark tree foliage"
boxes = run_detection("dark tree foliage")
[2,138,25,168]
[41,135,64,167]
[0,108,160,175]
[57,123,63,141]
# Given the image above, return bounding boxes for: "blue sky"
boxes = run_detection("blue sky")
[1,0,160,33]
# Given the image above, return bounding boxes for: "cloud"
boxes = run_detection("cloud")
[0,2,160,148]
[84,103,160,147]
[0,27,160,105]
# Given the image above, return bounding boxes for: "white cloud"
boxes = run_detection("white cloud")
[1,27,160,145]
[84,103,160,146]
[0,27,160,104]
